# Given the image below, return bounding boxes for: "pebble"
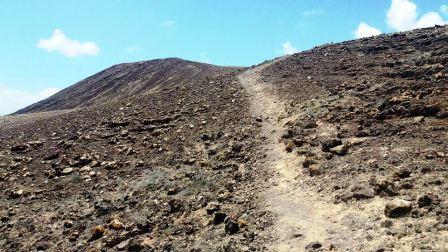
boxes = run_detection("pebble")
[329,144,350,156]
[394,167,412,179]
[10,189,24,199]
[79,166,92,172]
[61,168,74,175]
[305,241,322,251]
[116,239,130,250]
[206,202,220,215]
[109,219,125,230]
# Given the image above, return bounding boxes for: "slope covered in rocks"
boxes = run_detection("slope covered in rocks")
[259,25,448,250]
[15,58,238,114]
[1,25,447,251]
[1,67,275,251]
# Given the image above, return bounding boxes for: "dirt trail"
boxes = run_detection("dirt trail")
[238,61,385,251]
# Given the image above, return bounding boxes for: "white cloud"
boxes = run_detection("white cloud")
[0,85,60,115]
[414,12,447,28]
[161,20,176,28]
[279,41,299,55]
[386,0,447,31]
[302,9,326,17]
[37,29,100,57]
[441,5,448,15]
[354,22,382,38]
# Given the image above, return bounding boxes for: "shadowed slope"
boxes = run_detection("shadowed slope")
[15,58,239,114]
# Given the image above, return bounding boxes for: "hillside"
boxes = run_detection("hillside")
[1,25,447,251]
[256,25,448,250]
[15,58,238,114]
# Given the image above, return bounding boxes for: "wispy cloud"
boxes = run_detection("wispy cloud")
[37,29,100,57]
[0,85,60,115]
[277,41,299,55]
[124,46,141,53]
[354,22,382,38]
[160,20,176,28]
[199,52,212,64]
[302,9,326,17]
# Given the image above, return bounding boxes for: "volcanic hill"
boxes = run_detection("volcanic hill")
[0,25,447,251]
[15,58,238,114]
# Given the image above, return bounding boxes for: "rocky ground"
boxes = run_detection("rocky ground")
[1,71,273,251]
[260,25,448,251]
[1,25,447,251]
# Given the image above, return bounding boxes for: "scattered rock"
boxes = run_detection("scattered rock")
[116,239,130,250]
[213,212,227,225]
[321,138,342,152]
[102,160,118,170]
[89,225,106,241]
[292,138,305,147]
[303,120,317,129]
[308,164,321,176]
[63,220,74,228]
[305,241,322,251]
[201,133,211,141]
[303,156,319,168]
[394,167,412,179]
[79,166,92,172]
[285,141,294,152]
[109,219,125,230]
[372,178,398,197]
[380,220,393,228]
[351,188,375,200]
[11,144,29,153]
[9,189,24,199]
[167,187,178,195]
[224,218,239,235]
[409,105,439,117]
[385,200,413,218]
[414,116,425,123]
[43,150,60,160]
[78,153,93,165]
[61,167,74,175]
[329,143,350,156]
[417,195,436,208]
[206,202,220,215]
[231,143,243,153]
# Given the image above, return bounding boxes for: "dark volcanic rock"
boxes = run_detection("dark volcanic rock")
[10,144,29,153]
[213,212,227,225]
[224,219,240,235]
[305,241,322,251]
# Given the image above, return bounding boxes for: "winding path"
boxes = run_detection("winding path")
[238,61,383,251]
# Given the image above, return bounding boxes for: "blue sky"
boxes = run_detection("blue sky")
[0,0,447,115]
